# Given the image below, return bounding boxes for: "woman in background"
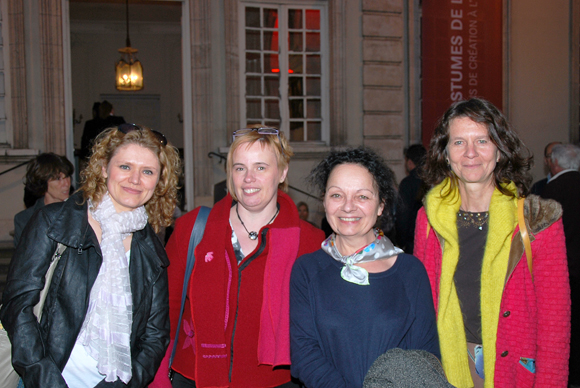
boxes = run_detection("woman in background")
[1,125,180,387]
[13,152,74,247]
[414,98,570,388]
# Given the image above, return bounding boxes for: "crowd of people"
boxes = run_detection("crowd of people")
[1,97,578,388]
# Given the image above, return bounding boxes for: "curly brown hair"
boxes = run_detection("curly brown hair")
[226,127,293,201]
[421,98,533,197]
[79,126,181,232]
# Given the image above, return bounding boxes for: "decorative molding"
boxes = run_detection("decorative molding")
[328,0,347,146]
[40,0,66,154]
[190,0,214,196]
[224,0,240,139]
[7,0,28,148]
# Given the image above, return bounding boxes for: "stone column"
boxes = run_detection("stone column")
[189,0,214,197]
[39,0,66,154]
[7,0,28,149]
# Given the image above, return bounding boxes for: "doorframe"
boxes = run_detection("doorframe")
[61,0,194,209]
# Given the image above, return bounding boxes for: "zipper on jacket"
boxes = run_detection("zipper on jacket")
[229,228,268,381]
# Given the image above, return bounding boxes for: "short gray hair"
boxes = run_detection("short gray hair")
[551,143,580,170]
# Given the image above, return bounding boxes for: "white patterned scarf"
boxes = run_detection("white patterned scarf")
[78,192,148,384]
[322,229,403,285]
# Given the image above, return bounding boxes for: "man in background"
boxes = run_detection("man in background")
[80,100,125,161]
[540,143,580,387]
[530,141,561,195]
[395,144,426,254]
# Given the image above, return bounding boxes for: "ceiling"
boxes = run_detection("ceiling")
[69,0,181,23]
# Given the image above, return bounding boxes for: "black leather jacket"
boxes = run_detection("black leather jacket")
[0,192,170,387]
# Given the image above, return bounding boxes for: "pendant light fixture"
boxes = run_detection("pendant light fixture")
[115,0,143,91]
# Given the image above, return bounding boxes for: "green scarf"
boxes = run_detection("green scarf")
[424,178,518,388]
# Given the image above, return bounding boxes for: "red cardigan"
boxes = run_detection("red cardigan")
[414,201,571,388]
[166,191,324,387]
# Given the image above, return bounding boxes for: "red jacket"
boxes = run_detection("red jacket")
[166,191,324,387]
[414,196,570,388]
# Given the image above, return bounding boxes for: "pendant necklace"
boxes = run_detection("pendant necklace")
[236,203,279,240]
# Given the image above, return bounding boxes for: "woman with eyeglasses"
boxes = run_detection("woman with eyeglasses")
[1,125,181,387]
[156,126,325,387]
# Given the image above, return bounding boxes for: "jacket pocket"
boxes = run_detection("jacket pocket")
[515,357,535,388]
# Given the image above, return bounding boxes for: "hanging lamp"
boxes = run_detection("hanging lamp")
[115,0,143,91]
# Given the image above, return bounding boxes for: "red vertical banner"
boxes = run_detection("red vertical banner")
[421,0,503,146]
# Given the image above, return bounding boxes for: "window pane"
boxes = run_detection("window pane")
[289,77,303,96]
[306,77,320,96]
[264,53,279,73]
[263,9,278,28]
[246,7,260,28]
[265,99,280,120]
[289,32,303,52]
[264,31,278,51]
[290,121,304,141]
[289,54,303,74]
[265,120,280,128]
[246,52,261,73]
[264,76,279,96]
[246,76,261,96]
[246,30,260,50]
[247,99,261,119]
[307,121,321,141]
[306,32,320,52]
[307,99,321,118]
[305,10,320,30]
[289,99,304,118]
[306,55,321,74]
[288,9,302,29]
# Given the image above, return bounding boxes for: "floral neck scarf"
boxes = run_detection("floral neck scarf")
[322,229,403,285]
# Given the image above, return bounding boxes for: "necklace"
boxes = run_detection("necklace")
[457,210,489,231]
[236,204,279,240]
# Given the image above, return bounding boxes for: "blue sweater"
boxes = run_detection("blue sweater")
[290,249,440,388]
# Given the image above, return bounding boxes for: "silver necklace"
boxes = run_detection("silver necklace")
[236,203,279,240]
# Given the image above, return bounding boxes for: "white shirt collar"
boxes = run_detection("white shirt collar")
[550,169,577,181]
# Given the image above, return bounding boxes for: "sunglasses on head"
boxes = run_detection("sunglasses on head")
[232,127,284,151]
[118,123,167,147]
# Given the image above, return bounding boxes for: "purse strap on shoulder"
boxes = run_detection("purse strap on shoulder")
[517,197,533,281]
[168,206,211,368]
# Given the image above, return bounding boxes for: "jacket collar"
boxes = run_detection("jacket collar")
[46,191,169,268]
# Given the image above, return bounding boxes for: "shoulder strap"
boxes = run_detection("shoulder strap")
[517,197,533,281]
[168,206,211,368]
[34,243,67,321]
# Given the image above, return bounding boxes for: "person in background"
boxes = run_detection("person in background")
[156,127,325,387]
[79,102,102,161]
[414,98,570,388]
[297,201,316,227]
[290,147,439,388]
[540,143,580,387]
[395,143,427,253]
[80,100,126,162]
[1,125,180,387]
[13,152,74,247]
[530,141,561,195]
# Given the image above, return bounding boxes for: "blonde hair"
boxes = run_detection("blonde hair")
[79,126,181,232]
[226,127,293,201]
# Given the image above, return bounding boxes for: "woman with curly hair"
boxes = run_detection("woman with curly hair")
[13,152,74,247]
[414,98,570,388]
[290,147,440,388]
[1,124,181,387]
